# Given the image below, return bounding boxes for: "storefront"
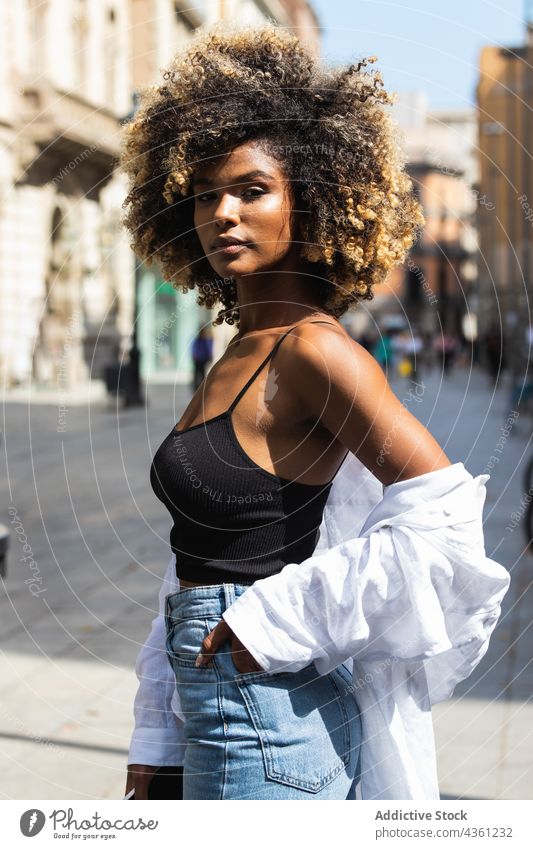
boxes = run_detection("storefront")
[137,268,211,383]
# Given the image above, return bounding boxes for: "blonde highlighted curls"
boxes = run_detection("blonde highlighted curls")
[119,22,424,328]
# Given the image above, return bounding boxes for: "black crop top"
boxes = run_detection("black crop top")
[150,320,349,584]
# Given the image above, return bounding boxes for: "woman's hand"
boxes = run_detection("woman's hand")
[125,764,158,800]
[195,618,264,673]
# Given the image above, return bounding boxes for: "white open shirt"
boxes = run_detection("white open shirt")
[128,455,511,799]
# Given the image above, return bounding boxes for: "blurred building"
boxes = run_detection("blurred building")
[0,0,134,390]
[130,0,321,382]
[356,91,479,343]
[0,0,320,391]
[477,15,533,374]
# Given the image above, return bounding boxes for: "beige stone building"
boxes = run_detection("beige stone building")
[130,0,320,87]
[0,0,320,391]
[477,20,533,371]
[349,91,479,343]
[0,0,135,390]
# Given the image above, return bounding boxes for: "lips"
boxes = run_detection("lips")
[212,237,250,249]
[212,237,251,258]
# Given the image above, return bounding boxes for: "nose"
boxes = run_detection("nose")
[213,192,240,228]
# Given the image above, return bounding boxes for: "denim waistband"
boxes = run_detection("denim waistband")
[165,582,249,619]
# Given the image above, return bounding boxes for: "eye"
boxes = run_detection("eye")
[195,187,266,203]
[243,187,265,199]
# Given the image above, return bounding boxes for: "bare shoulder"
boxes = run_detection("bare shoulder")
[278,318,451,484]
[281,318,386,391]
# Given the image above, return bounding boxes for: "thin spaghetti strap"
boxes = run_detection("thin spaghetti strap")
[227,319,338,413]
[227,325,299,413]
[329,448,350,484]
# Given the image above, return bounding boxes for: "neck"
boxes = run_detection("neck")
[234,268,325,336]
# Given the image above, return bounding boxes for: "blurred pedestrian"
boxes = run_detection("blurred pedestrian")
[394,330,413,379]
[191,327,213,391]
[420,331,435,373]
[390,331,405,376]
[357,330,374,352]
[483,324,505,387]
[434,333,457,377]
[371,331,392,372]
[409,329,424,382]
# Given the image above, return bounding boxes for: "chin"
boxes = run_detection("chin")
[213,260,260,276]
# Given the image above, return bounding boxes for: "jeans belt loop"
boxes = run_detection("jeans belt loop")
[223,582,235,610]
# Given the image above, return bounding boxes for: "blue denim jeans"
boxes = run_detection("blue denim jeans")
[164,582,362,800]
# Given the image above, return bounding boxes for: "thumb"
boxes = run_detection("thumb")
[196,619,232,666]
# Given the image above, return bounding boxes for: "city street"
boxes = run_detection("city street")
[0,364,531,800]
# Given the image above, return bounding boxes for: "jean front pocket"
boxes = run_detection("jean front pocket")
[235,663,354,793]
[197,615,285,680]
[165,615,221,744]
[165,614,214,668]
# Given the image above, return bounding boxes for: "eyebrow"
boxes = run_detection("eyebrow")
[192,170,276,189]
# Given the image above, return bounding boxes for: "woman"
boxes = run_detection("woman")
[119,24,510,799]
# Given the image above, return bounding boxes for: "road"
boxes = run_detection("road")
[0,364,531,799]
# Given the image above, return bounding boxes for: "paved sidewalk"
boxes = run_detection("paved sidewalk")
[0,365,530,799]
[389,367,532,800]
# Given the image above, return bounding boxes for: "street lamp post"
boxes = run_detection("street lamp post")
[121,91,145,408]
[124,252,145,407]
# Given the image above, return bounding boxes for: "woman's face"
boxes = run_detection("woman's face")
[192,140,300,279]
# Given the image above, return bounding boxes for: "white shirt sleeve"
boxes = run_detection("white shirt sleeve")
[127,553,187,767]
[222,462,511,703]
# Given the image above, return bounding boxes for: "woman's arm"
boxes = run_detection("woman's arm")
[220,325,511,697]
[283,322,451,485]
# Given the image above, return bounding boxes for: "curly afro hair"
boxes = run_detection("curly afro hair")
[119,21,425,329]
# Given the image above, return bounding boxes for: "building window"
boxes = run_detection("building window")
[104,7,117,108]
[175,9,197,32]
[29,0,48,75]
[72,0,88,90]
[174,1,205,30]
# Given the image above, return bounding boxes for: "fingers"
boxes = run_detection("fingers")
[195,618,232,666]
[194,620,265,673]
[126,764,157,800]
[232,634,264,673]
